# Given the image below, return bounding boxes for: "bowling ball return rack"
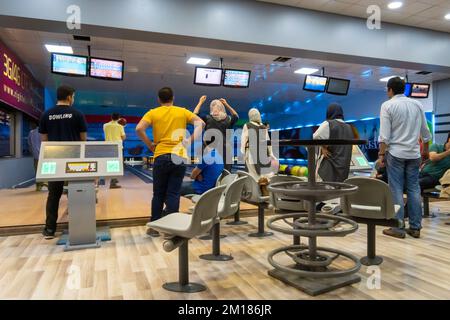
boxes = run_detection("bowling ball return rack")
[267,139,367,296]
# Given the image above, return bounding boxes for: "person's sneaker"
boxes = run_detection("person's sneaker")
[146,228,160,237]
[42,228,55,240]
[406,228,420,238]
[383,227,406,239]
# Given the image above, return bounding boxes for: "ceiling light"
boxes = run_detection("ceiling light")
[45,44,73,54]
[294,68,319,75]
[379,76,405,82]
[187,57,211,65]
[445,13,450,20]
[387,2,403,10]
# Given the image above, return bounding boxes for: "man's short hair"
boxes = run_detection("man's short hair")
[447,132,450,142]
[57,85,75,101]
[112,113,120,121]
[387,77,405,96]
[158,87,174,104]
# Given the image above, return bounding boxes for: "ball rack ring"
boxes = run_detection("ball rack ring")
[268,244,361,279]
[268,181,359,202]
[267,213,359,237]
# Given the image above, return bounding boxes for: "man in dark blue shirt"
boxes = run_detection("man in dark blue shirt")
[180,147,224,196]
[39,85,87,239]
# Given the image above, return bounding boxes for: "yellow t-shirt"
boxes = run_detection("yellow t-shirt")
[142,106,195,159]
[103,120,125,142]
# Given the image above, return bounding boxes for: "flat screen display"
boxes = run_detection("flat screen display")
[0,109,12,157]
[404,83,412,97]
[194,67,223,86]
[303,75,328,92]
[66,162,97,173]
[85,144,119,158]
[410,83,430,99]
[326,77,350,95]
[43,145,81,159]
[223,69,251,88]
[51,53,88,76]
[90,57,124,80]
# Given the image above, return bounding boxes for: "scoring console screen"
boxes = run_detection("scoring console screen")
[44,145,81,159]
[85,144,119,158]
[66,162,98,173]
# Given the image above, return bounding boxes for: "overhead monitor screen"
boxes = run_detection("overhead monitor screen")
[85,144,119,158]
[326,77,350,95]
[51,53,88,76]
[43,145,81,159]
[90,57,124,80]
[303,75,328,92]
[410,83,430,99]
[223,69,251,88]
[404,83,412,97]
[66,162,98,173]
[194,67,223,86]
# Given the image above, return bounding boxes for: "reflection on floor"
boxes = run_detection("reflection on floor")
[0,170,257,229]
[0,215,449,300]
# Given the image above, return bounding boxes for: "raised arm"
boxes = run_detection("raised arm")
[220,98,238,117]
[188,114,206,143]
[193,95,207,115]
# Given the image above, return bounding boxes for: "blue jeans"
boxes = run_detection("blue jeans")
[180,181,198,196]
[151,154,186,222]
[386,152,422,230]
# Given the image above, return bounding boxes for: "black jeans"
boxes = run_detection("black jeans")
[419,172,440,191]
[151,154,186,222]
[45,181,65,231]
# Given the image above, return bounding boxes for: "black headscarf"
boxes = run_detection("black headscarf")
[326,103,344,120]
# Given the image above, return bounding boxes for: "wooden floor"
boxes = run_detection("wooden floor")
[0,214,449,300]
[0,172,256,228]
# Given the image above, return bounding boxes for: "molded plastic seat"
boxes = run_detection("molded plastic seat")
[341,177,401,266]
[147,185,226,293]
[237,170,273,237]
[190,173,237,204]
[269,175,307,212]
[200,177,248,261]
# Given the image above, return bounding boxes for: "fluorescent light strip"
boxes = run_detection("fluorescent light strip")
[294,68,319,75]
[187,57,211,65]
[388,2,403,10]
[45,44,73,54]
[380,76,405,82]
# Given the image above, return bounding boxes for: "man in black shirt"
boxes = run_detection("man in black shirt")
[39,85,87,239]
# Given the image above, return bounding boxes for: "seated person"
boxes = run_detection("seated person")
[374,158,388,183]
[419,133,450,190]
[180,147,224,196]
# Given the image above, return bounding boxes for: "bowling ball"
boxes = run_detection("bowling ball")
[285,166,292,175]
[299,167,308,177]
[118,118,127,126]
[291,166,300,176]
[279,164,288,174]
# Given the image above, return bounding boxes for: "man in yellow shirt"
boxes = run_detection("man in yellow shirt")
[103,113,126,188]
[136,87,205,237]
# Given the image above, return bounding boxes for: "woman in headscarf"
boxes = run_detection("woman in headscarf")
[194,96,239,171]
[241,108,278,187]
[313,103,354,182]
